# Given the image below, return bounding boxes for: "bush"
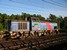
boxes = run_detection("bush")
[0,23,3,31]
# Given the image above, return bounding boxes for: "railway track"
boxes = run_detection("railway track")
[0,33,67,50]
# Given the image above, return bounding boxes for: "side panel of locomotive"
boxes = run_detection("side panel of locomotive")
[32,22,46,30]
[50,23,57,29]
[11,22,18,31]
[32,22,57,31]
[31,17,57,31]
[8,20,57,32]
[8,21,30,32]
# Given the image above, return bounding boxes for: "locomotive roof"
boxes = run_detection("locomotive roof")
[9,20,57,24]
[11,20,29,22]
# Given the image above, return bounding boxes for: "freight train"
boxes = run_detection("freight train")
[8,17,58,32]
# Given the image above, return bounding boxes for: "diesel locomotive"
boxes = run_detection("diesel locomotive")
[8,17,57,32]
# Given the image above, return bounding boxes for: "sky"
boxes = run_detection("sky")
[0,0,67,19]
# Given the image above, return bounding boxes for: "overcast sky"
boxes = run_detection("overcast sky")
[0,0,67,18]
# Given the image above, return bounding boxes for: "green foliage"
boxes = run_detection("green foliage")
[0,23,3,31]
[63,17,67,29]
[37,15,45,21]
[49,14,57,22]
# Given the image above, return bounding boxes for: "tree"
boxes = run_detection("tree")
[1,13,7,29]
[49,14,57,22]
[22,13,29,20]
[10,14,16,20]
[0,23,3,31]
[37,14,45,21]
[57,16,63,29]
[0,16,2,22]
[63,17,67,29]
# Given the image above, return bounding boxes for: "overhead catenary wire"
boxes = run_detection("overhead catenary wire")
[0,3,43,11]
[0,3,46,14]
[1,0,67,10]
[9,0,47,10]
[9,0,67,10]
[51,0,67,6]
[0,4,47,15]
[0,0,67,17]
[0,0,55,14]
[42,0,67,9]
[0,0,52,13]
